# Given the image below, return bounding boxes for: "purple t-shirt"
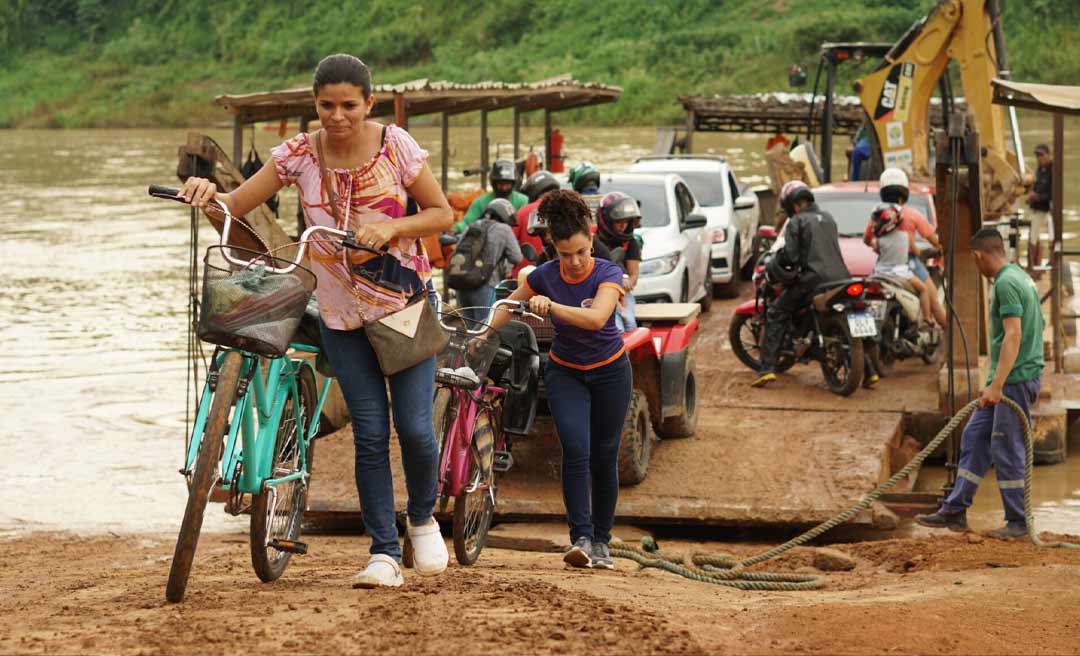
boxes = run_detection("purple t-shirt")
[525,258,625,370]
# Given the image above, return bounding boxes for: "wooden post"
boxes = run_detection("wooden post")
[544,109,552,172]
[935,130,984,414]
[1052,112,1065,372]
[394,93,408,130]
[441,112,449,193]
[480,110,489,190]
[513,108,521,162]
[232,116,243,168]
[685,109,695,154]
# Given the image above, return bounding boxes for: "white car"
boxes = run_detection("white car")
[628,155,761,297]
[596,173,713,311]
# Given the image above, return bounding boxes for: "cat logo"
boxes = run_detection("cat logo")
[874,62,917,122]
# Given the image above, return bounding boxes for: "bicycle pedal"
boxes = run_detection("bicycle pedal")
[493,450,514,473]
[269,539,308,555]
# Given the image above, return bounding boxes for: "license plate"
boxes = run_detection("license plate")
[869,300,888,321]
[848,312,878,338]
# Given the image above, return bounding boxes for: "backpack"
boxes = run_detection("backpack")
[447,219,495,290]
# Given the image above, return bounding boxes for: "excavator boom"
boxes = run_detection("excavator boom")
[854,0,1021,217]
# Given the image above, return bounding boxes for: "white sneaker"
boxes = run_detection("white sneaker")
[407,516,449,576]
[351,554,404,589]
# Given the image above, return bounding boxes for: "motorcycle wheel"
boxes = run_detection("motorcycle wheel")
[819,316,864,397]
[728,313,794,373]
[877,313,899,374]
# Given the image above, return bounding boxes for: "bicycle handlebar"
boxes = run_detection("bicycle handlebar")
[148,183,386,273]
[438,299,544,335]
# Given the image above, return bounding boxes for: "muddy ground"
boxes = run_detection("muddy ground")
[2,530,1080,655]
[4,294,1080,655]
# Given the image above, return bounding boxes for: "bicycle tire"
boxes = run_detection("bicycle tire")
[166,350,243,603]
[432,386,454,515]
[250,364,317,583]
[453,414,495,566]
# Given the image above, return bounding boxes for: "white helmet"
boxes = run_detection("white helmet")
[879,168,910,204]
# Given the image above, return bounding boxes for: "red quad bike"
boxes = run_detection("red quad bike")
[728,244,879,397]
[495,283,700,485]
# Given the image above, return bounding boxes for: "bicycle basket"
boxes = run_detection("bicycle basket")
[436,312,502,388]
[197,245,317,358]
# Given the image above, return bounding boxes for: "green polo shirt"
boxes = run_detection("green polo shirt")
[986,263,1045,386]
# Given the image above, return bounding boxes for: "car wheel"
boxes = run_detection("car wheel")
[715,238,741,298]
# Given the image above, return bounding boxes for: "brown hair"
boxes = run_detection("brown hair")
[538,190,592,242]
[313,54,372,97]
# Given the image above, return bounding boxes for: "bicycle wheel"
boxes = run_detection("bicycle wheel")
[453,413,495,566]
[432,386,455,514]
[166,350,242,603]
[250,364,317,583]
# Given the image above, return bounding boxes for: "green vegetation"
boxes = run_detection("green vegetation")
[1,0,1077,128]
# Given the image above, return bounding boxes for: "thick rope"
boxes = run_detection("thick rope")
[612,397,1078,590]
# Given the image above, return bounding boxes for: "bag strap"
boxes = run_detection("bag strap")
[313,129,346,229]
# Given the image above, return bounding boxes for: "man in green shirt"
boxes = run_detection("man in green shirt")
[917,229,1045,538]
[453,159,528,233]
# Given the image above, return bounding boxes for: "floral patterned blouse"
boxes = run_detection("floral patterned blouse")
[270,124,432,330]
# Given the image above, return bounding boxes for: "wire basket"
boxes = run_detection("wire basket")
[436,311,502,389]
[197,245,317,358]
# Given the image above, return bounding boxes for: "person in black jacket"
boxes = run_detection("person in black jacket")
[1026,144,1053,273]
[752,181,850,388]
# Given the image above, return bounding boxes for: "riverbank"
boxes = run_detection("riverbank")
[2,530,1079,654]
[2,1,1078,129]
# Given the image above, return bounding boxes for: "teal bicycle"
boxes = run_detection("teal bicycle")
[150,184,370,603]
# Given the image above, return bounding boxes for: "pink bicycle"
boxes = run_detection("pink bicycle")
[406,299,541,566]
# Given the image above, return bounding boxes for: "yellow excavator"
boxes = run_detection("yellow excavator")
[804,0,1025,218]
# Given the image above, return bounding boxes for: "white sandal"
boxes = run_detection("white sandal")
[407,516,449,576]
[351,553,404,588]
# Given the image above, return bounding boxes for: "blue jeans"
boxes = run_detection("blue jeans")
[544,353,633,544]
[319,321,439,561]
[456,284,495,325]
[940,377,1041,526]
[908,254,929,282]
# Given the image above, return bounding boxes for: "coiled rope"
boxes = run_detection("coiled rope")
[611,398,1078,590]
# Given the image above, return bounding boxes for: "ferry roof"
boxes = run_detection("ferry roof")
[216,75,621,125]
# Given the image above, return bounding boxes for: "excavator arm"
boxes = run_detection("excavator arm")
[853,0,1021,218]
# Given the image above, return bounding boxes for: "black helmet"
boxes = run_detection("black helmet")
[522,170,559,202]
[597,191,639,241]
[482,198,516,226]
[779,180,815,218]
[490,159,516,184]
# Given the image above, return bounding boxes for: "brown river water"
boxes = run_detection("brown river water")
[1,116,1078,535]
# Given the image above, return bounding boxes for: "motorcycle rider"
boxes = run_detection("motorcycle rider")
[569,161,604,213]
[863,168,948,327]
[596,191,642,332]
[513,170,562,274]
[752,181,851,388]
[453,158,529,232]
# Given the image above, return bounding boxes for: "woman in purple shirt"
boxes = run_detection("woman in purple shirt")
[489,190,633,569]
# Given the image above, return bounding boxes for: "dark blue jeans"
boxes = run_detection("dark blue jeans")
[455,284,495,325]
[940,377,1041,526]
[319,321,439,561]
[544,353,633,545]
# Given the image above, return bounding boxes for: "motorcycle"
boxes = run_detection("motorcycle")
[728,254,878,396]
[863,274,942,373]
